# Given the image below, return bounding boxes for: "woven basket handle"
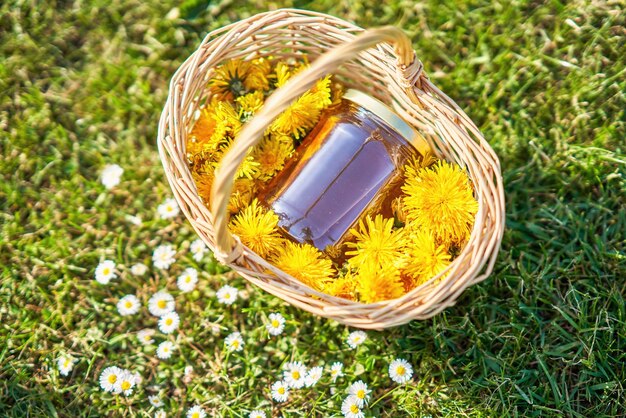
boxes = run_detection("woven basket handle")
[210,26,418,263]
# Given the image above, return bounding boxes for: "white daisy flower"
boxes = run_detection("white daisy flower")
[158,311,180,334]
[158,198,180,220]
[216,285,238,305]
[341,395,365,418]
[346,331,367,349]
[224,332,244,352]
[249,411,266,418]
[149,395,164,407]
[305,366,323,387]
[270,380,289,403]
[155,410,166,418]
[190,239,207,262]
[94,260,117,284]
[265,313,285,336]
[137,328,155,345]
[330,362,344,382]
[148,291,175,317]
[117,294,140,316]
[125,214,142,225]
[57,356,74,376]
[186,405,206,418]
[388,358,413,384]
[99,366,123,392]
[101,164,124,189]
[347,381,371,408]
[153,245,176,270]
[177,268,198,293]
[130,262,148,276]
[156,341,175,359]
[114,369,136,396]
[283,361,307,389]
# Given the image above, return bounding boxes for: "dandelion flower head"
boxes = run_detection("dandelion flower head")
[271,241,334,291]
[402,160,478,245]
[229,199,283,258]
[345,214,407,270]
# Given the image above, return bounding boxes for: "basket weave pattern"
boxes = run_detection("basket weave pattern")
[158,9,505,329]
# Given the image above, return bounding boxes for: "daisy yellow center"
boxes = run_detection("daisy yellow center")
[144,336,151,341]
[125,301,132,308]
[103,268,110,275]
[277,387,285,394]
[350,404,359,413]
[121,381,131,391]
[108,374,117,384]
[191,413,200,418]
[165,318,173,326]
[331,370,338,376]
[157,300,167,309]
[185,276,191,283]
[63,359,70,368]
[224,293,231,299]
[166,205,173,212]
[396,366,406,375]
[163,347,170,353]
[231,340,239,348]
[292,371,300,379]
[357,389,365,399]
[271,319,279,328]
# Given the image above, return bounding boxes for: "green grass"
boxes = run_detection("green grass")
[1,0,624,416]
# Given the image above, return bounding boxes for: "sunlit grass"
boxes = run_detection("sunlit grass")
[1,0,624,417]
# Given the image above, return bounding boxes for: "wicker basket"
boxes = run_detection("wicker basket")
[157,9,505,329]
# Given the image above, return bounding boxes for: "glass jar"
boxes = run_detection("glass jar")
[258,89,430,259]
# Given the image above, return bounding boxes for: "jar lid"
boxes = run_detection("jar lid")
[343,89,430,155]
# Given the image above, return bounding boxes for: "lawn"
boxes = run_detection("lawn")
[1,0,624,417]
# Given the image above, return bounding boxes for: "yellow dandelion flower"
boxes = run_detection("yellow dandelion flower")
[210,144,260,180]
[271,241,335,291]
[236,90,265,120]
[323,271,357,300]
[356,264,405,303]
[227,178,256,215]
[309,74,333,110]
[193,171,214,203]
[401,227,451,288]
[271,91,322,139]
[403,151,438,179]
[251,136,294,181]
[209,59,250,101]
[212,100,242,139]
[345,215,407,270]
[230,199,283,258]
[244,57,272,91]
[188,108,217,153]
[402,160,478,244]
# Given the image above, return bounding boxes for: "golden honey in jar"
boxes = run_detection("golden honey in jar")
[259,89,430,258]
